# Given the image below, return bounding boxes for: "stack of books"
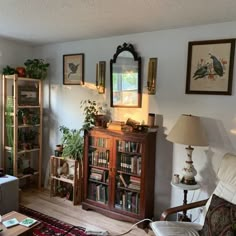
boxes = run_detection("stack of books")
[107,121,125,131]
[128,176,141,191]
[89,168,108,183]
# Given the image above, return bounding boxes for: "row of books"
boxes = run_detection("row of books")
[90,137,109,148]
[88,183,108,204]
[115,190,140,214]
[118,154,142,175]
[90,150,109,167]
[89,168,108,183]
[117,140,142,153]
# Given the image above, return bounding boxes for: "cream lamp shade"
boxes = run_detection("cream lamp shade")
[166,114,208,146]
[167,114,208,185]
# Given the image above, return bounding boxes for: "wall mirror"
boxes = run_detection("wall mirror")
[110,43,142,108]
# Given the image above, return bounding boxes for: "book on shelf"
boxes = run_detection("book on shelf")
[2,218,19,228]
[128,183,141,191]
[89,168,108,183]
[20,217,37,227]
[91,150,109,167]
[119,174,128,188]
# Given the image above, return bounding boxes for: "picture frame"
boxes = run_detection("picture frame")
[185,39,235,95]
[63,53,84,85]
[18,86,39,106]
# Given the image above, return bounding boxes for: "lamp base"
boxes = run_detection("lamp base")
[181,177,197,185]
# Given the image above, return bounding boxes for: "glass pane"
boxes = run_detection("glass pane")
[87,136,110,205]
[114,140,142,214]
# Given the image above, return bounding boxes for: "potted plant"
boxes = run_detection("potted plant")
[2,65,16,75]
[59,125,84,193]
[19,129,38,150]
[24,59,50,79]
[18,108,30,125]
[80,99,110,131]
[59,126,84,161]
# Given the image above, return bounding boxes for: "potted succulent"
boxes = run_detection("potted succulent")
[24,59,50,79]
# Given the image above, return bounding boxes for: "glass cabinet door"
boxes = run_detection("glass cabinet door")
[87,136,110,205]
[114,139,142,214]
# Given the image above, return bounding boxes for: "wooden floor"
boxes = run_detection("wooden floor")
[21,188,155,236]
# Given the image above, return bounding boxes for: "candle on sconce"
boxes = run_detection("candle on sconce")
[100,63,103,86]
[96,61,106,94]
[147,58,157,95]
[96,63,99,87]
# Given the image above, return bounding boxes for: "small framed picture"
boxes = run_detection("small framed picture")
[63,53,84,85]
[185,39,235,95]
[18,86,39,106]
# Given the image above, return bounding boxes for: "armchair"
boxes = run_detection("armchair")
[150,153,236,236]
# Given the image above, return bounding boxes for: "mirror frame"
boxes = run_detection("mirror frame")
[110,43,142,108]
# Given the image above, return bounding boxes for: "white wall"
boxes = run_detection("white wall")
[33,21,236,219]
[0,38,33,70]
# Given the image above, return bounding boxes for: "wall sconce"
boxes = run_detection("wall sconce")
[147,58,158,95]
[96,61,106,94]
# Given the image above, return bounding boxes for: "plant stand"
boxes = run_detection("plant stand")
[50,156,82,205]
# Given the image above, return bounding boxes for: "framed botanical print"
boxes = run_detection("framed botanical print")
[63,53,84,85]
[185,39,235,95]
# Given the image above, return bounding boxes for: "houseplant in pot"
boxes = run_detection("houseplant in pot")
[80,99,110,131]
[2,65,16,75]
[59,126,84,161]
[24,59,50,79]
[59,125,84,202]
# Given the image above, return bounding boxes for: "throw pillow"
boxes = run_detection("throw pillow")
[199,194,236,236]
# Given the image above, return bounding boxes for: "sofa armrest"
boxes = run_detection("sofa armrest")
[160,199,208,221]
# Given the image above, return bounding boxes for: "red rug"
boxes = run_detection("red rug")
[19,205,88,236]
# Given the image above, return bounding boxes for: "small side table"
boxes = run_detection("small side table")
[171,182,200,222]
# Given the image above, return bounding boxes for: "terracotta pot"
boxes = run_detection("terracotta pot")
[16,67,26,77]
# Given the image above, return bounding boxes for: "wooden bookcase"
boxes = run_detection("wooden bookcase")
[2,74,43,188]
[50,156,82,205]
[82,128,157,227]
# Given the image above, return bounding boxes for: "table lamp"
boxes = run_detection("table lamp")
[166,114,208,185]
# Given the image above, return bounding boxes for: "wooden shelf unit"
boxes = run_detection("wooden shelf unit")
[2,74,43,188]
[82,128,157,227]
[50,156,82,205]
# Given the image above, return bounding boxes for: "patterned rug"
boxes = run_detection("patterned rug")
[19,205,88,236]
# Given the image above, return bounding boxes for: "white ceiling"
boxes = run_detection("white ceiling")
[1,0,236,46]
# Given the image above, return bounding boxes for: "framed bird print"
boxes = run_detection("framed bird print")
[185,39,235,95]
[63,53,84,85]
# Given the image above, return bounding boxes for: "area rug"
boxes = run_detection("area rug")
[19,205,88,236]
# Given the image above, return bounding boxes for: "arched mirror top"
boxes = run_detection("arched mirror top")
[111,43,140,63]
[110,43,142,108]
